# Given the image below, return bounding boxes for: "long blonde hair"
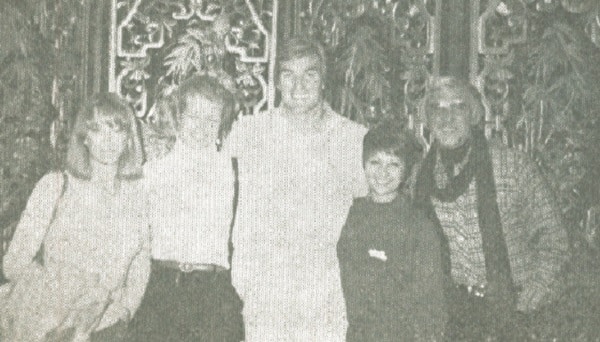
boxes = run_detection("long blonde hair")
[66,93,143,179]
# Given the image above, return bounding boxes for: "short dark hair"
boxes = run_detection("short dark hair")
[172,74,237,142]
[362,122,423,174]
[276,37,327,80]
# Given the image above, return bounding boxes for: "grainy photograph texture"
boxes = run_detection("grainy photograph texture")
[1,0,600,341]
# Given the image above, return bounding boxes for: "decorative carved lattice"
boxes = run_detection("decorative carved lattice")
[472,0,529,139]
[109,0,276,118]
[394,0,440,128]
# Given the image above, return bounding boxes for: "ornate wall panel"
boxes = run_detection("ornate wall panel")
[471,0,528,139]
[108,0,277,118]
[394,0,441,127]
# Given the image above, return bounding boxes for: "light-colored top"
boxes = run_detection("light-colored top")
[432,143,569,311]
[144,141,234,269]
[225,104,367,341]
[3,171,150,330]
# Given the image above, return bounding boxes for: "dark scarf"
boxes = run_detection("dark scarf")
[415,129,517,312]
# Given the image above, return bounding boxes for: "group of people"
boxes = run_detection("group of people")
[0,37,569,342]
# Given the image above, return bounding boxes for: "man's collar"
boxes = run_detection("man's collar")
[274,101,335,133]
[436,141,473,179]
[439,140,472,166]
[171,139,218,157]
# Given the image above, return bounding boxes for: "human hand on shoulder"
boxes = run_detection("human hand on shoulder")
[95,301,131,331]
[517,284,546,312]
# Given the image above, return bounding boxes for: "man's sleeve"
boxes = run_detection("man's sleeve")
[516,154,569,311]
[3,172,63,280]
[119,223,151,317]
[349,124,368,198]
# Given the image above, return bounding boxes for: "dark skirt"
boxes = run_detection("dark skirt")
[346,300,415,342]
[127,261,244,342]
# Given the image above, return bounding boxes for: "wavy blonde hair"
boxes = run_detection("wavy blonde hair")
[66,93,143,179]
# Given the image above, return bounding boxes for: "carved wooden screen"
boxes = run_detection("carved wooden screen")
[470,0,600,144]
[470,0,529,140]
[108,0,278,118]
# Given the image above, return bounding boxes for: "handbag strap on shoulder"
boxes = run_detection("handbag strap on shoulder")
[33,171,69,266]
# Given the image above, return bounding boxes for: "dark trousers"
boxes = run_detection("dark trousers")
[89,320,128,342]
[43,321,127,342]
[127,261,244,342]
[445,285,526,342]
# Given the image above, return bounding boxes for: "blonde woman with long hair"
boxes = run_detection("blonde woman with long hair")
[1,93,150,342]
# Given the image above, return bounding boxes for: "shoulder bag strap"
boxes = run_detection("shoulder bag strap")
[227,158,239,268]
[32,171,68,266]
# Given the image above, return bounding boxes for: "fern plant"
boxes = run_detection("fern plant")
[508,11,600,250]
[328,14,395,125]
[305,0,432,127]
[0,11,51,267]
[0,0,82,271]
[163,21,226,84]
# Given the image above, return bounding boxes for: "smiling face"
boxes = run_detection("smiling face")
[278,54,324,116]
[427,88,473,150]
[86,117,128,166]
[178,95,222,148]
[364,151,406,203]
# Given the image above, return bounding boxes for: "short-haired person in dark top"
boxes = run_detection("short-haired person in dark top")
[337,123,447,342]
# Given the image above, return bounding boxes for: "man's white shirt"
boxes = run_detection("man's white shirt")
[144,141,234,269]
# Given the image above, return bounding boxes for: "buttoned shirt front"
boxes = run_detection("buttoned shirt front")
[144,141,234,269]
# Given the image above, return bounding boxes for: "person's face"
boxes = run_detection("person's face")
[278,55,324,115]
[179,95,222,148]
[427,89,472,150]
[86,117,128,166]
[365,151,406,203]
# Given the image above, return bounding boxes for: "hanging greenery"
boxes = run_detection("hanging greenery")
[504,5,600,253]
[0,0,83,260]
[155,1,265,103]
[308,0,430,126]
[327,14,397,125]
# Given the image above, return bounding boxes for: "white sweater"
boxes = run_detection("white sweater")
[3,172,150,333]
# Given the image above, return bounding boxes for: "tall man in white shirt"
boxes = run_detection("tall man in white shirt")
[226,38,368,341]
[128,75,244,342]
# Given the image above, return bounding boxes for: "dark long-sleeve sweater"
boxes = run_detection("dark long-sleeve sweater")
[337,194,447,341]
